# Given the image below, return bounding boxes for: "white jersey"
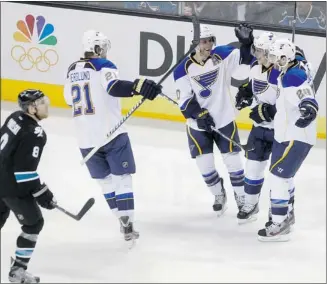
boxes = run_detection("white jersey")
[274,63,317,145]
[248,60,280,129]
[174,45,242,130]
[64,58,126,149]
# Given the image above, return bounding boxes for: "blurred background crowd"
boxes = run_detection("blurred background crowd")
[70,1,326,32]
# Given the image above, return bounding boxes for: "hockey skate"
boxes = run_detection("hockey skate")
[119,216,139,249]
[120,220,139,239]
[234,192,245,211]
[266,208,295,231]
[212,178,227,217]
[258,218,291,242]
[237,203,259,225]
[9,258,40,283]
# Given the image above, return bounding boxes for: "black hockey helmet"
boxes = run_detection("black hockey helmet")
[18,89,45,112]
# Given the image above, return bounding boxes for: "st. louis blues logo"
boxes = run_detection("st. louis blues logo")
[192,68,220,98]
[253,79,269,95]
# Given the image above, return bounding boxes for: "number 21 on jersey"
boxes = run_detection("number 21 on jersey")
[72,83,95,117]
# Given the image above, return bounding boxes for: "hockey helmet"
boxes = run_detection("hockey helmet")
[18,89,45,112]
[268,38,296,71]
[251,32,276,60]
[82,30,111,56]
[199,25,216,45]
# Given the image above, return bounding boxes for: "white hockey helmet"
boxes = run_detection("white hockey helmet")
[251,32,276,62]
[191,24,216,46]
[268,38,296,71]
[200,24,216,45]
[82,30,111,56]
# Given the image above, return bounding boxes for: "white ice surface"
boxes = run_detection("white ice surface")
[1,102,326,283]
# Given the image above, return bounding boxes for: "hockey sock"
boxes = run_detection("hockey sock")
[202,170,223,195]
[195,153,223,195]
[113,174,134,222]
[244,176,264,205]
[222,152,245,196]
[14,232,38,269]
[269,173,290,223]
[288,178,295,212]
[98,175,120,218]
[243,159,268,205]
[229,170,245,196]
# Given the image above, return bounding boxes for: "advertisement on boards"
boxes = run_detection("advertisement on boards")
[1,2,326,137]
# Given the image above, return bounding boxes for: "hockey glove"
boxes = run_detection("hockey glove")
[133,78,162,101]
[295,100,318,128]
[234,23,254,46]
[249,103,277,124]
[196,109,215,133]
[235,83,254,110]
[32,183,55,210]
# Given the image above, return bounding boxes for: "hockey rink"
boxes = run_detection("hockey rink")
[1,102,326,283]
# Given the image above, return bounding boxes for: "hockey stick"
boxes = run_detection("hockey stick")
[81,16,200,165]
[53,198,95,221]
[292,2,297,43]
[158,92,254,152]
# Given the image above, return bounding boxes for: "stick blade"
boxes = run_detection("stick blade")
[76,198,95,220]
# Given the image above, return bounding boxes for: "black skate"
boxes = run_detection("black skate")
[120,221,139,239]
[9,258,40,283]
[212,178,227,217]
[119,216,139,245]
[258,218,291,242]
[237,203,259,225]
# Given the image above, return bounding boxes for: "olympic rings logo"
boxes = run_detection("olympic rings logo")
[11,45,59,72]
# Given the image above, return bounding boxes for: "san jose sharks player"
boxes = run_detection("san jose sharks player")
[173,24,254,216]
[256,38,318,242]
[235,32,315,227]
[64,30,162,244]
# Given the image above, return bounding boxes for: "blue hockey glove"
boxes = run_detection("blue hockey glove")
[196,109,215,133]
[295,100,318,128]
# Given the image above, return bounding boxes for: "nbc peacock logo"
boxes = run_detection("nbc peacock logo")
[11,15,59,72]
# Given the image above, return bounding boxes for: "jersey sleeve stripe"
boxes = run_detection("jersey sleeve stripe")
[14,172,39,183]
[180,97,193,111]
[106,79,119,93]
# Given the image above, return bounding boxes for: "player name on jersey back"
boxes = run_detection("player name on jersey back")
[69,71,91,83]
[64,58,126,149]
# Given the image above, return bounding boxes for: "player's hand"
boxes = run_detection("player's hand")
[133,78,162,100]
[33,183,56,210]
[196,109,215,133]
[235,83,253,110]
[295,100,318,128]
[249,103,276,124]
[235,23,254,46]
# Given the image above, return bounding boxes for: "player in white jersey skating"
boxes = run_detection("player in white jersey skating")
[63,30,162,243]
[235,32,313,227]
[257,38,318,242]
[173,24,254,216]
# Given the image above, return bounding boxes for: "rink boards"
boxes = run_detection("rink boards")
[1,2,326,138]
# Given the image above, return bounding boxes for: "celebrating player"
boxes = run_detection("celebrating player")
[257,38,318,241]
[0,89,55,283]
[173,24,254,216]
[235,32,314,227]
[63,30,162,243]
